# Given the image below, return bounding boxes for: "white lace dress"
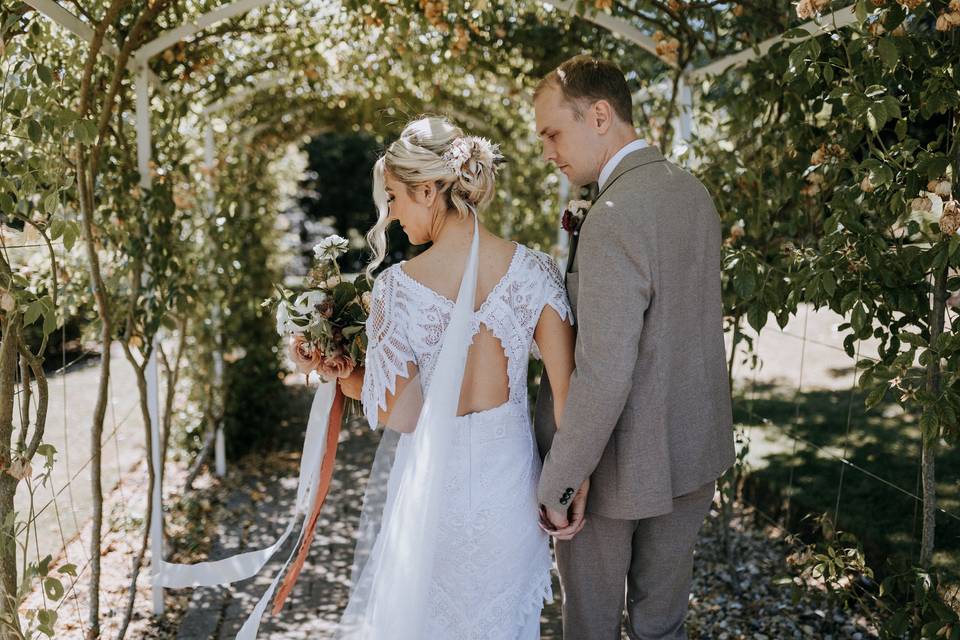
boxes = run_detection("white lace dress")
[359,243,572,639]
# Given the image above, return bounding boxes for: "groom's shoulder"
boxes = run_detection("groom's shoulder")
[613,157,714,212]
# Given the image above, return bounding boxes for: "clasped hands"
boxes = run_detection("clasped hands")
[539,478,589,541]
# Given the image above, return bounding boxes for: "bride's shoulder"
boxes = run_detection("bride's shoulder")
[368,263,405,295]
[515,244,563,279]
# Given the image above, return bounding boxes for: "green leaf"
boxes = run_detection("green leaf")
[72,119,97,144]
[0,192,14,215]
[920,410,939,443]
[840,290,859,314]
[354,275,373,294]
[57,563,77,577]
[48,219,64,240]
[333,281,356,308]
[23,300,44,326]
[865,384,886,409]
[36,64,54,85]
[782,28,813,39]
[43,192,58,214]
[27,119,42,143]
[342,324,364,337]
[855,0,868,23]
[747,305,767,333]
[851,303,868,333]
[877,38,898,70]
[42,298,57,335]
[899,331,926,348]
[43,576,64,600]
[63,222,79,252]
[821,271,836,297]
[734,267,757,298]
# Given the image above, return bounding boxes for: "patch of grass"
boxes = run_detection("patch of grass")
[733,382,960,583]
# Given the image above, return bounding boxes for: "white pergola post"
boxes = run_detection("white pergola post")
[135,63,165,617]
[128,0,275,613]
[204,125,227,478]
[668,74,695,163]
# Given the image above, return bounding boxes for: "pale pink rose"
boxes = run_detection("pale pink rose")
[316,351,356,381]
[288,334,323,374]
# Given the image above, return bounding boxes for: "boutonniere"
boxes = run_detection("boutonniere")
[561,199,592,234]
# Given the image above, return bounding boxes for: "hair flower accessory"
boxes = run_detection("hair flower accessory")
[442,136,500,177]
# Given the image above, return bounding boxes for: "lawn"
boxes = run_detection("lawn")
[733,380,960,583]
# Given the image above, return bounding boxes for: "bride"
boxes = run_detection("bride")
[335,115,579,639]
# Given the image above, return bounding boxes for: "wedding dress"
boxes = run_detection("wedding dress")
[343,233,572,639]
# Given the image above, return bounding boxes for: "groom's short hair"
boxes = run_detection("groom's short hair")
[536,55,634,126]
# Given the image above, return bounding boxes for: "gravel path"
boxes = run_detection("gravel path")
[171,386,878,640]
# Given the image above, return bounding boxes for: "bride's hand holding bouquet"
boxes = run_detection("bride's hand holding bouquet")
[274,234,369,399]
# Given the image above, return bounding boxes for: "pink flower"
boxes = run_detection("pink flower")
[288,334,323,375]
[316,351,356,381]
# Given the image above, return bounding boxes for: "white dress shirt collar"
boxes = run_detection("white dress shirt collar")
[597,138,648,190]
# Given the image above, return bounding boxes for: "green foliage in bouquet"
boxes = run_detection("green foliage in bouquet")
[275,235,370,381]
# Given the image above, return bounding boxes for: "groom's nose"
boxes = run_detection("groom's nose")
[541,142,556,164]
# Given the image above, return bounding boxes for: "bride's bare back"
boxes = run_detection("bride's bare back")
[402,231,518,416]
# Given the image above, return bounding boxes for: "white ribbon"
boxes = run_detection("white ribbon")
[156,379,336,638]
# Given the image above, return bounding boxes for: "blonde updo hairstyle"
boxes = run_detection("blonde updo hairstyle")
[366,116,502,278]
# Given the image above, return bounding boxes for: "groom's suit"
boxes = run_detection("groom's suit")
[535,145,735,639]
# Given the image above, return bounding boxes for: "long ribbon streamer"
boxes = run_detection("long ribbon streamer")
[272,385,345,612]
[154,379,342,639]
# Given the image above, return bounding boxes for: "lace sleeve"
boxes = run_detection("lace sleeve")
[361,268,416,429]
[529,250,574,360]
[532,250,573,326]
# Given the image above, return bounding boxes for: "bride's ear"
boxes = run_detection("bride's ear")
[418,181,443,209]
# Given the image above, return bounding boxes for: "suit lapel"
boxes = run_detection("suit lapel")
[564,146,666,275]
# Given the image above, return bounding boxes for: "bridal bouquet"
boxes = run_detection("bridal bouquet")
[274,235,370,382]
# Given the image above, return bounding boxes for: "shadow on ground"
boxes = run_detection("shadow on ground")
[734,382,960,582]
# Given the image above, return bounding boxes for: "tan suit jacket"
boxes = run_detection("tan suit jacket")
[536,146,735,519]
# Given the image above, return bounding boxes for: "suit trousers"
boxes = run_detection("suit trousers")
[555,480,715,640]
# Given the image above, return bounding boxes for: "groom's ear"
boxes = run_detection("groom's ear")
[591,99,614,134]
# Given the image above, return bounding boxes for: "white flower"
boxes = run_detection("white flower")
[293,290,326,315]
[313,235,349,261]
[275,302,305,336]
[908,191,944,231]
[568,199,591,215]
[442,136,500,177]
[443,137,473,176]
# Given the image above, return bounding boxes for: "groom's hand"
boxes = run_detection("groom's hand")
[539,478,589,541]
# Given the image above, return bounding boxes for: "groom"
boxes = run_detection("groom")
[533,56,736,639]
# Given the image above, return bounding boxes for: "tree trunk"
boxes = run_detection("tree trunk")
[114,349,158,640]
[0,314,21,639]
[920,263,948,568]
[721,312,742,570]
[0,475,18,640]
